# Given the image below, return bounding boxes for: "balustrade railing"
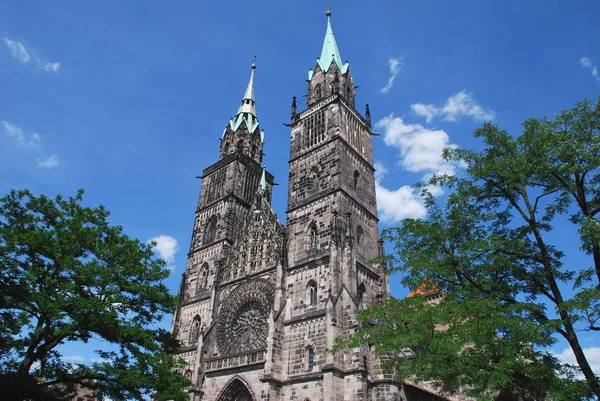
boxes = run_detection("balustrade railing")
[205,350,266,371]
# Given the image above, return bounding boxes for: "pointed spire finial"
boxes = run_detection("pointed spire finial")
[226,59,261,137]
[310,3,348,78]
[257,166,267,195]
[236,60,257,115]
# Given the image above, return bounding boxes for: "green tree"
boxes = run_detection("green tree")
[337,98,600,400]
[0,189,190,401]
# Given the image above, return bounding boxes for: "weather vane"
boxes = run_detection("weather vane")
[326,2,331,16]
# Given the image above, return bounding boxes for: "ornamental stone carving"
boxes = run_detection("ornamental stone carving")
[216,279,275,356]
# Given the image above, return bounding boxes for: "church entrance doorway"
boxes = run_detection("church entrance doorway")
[216,378,255,401]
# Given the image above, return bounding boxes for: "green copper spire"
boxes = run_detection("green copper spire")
[237,61,256,115]
[309,9,349,80]
[227,58,260,135]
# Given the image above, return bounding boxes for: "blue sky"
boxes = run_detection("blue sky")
[1,0,599,377]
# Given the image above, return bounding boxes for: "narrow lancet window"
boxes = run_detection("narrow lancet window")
[204,216,217,244]
[197,262,209,293]
[306,346,315,371]
[307,281,318,306]
[308,223,318,249]
[356,226,363,246]
[189,315,201,343]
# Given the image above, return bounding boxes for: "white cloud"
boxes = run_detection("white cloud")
[580,57,599,80]
[3,37,30,63]
[376,114,460,176]
[380,56,403,93]
[410,103,438,123]
[149,235,179,270]
[89,357,109,364]
[374,161,388,182]
[442,91,495,122]
[2,37,60,73]
[62,355,85,363]
[411,90,495,123]
[554,346,600,377]
[375,92,486,223]
[36,154,59,168]
[374,161,427,223]
[373,113,464,223]
[2,121,60,169]
[2,121,41,148]
[44,62,61,72]
[376,181,427,222]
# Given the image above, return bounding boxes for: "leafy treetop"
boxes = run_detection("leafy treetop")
[336,97,600,401]
[0,189,190,401]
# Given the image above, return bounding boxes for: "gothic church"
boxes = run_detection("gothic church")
[170,10,416,401]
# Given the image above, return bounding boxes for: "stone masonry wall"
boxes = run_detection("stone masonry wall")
[283,317,327,377]
[286,261,330,320]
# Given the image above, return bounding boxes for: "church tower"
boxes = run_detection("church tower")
[280,9,397,400]
[171,10,401,401]
[170,60,282,400]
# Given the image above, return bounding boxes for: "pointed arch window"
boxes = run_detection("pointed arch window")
[204,216,217,244]
[196,262,210,293]
[189,315,201,344]
[314,83,321,99]
[307,280,317,306]
[353,170,360,189]
[185,369,193,381]
[237,140,244,153]
[306,346,315,371]
[358,283,367,307]
[356,226,363,246]
[308,223,318,249]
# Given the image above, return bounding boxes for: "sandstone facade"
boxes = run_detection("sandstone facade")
[169,12,437,401]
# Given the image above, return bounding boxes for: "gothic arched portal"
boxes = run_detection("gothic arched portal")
[216,377,256,401]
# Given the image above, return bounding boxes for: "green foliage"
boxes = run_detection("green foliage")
[0,189,190,401]
[337,98,600,400]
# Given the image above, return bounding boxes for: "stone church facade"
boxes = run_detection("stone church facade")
[169,11,441,401]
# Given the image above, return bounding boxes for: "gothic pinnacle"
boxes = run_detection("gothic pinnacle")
[257,166,267,195]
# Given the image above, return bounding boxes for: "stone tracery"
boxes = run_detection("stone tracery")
[216,279,275,356]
